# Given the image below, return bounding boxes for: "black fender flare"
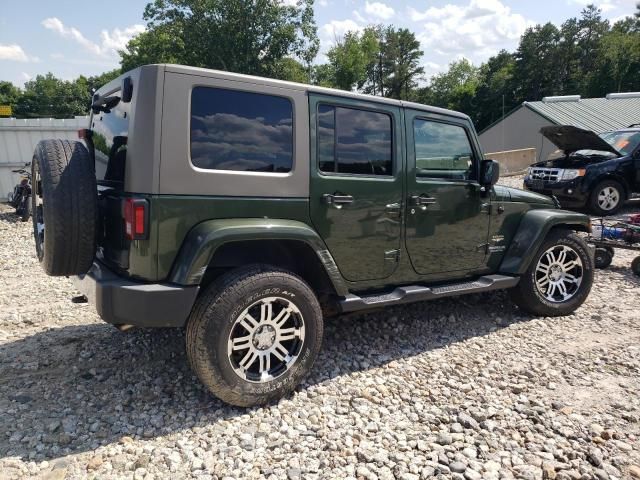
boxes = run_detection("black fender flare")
[499,209,591,275]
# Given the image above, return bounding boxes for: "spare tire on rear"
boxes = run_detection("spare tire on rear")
[32,139,97,276]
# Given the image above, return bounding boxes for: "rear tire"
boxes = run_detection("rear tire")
[510,229,593,317]
[186,265,323,407]
[32,139,97,276]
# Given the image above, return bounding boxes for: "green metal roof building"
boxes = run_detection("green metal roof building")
[478,93,640,162]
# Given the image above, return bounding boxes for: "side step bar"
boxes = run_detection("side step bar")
[339,274,519,313]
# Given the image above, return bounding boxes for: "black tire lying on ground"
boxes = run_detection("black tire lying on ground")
[32,139,97,276]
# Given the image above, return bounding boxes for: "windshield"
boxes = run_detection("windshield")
[600,131,640,155]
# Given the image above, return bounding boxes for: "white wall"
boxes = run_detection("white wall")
[0,116,89,200]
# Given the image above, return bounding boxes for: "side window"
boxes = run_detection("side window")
[190,87,293,173]
[318,104,392,176]
[413,119,475,180]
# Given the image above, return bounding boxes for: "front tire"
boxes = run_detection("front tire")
[510,229,593,317]
[186,265,323,407]
[589,180,624,216]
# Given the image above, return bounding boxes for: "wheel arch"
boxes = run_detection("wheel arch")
[168,219,349,298]
[499,209,591,275]
[589,173,631,199]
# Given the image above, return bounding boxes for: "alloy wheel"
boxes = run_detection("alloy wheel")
[534,245,583,303]
[597,186,620,211]
[227,296,305,383]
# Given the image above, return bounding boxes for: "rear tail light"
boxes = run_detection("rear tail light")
[124,198,149,240]
[77,128,92,139]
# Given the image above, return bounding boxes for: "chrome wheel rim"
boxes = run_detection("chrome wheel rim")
[535,245,583,303]
[227,296,305,383]
[32,161,45,260]
[597,186,620,211]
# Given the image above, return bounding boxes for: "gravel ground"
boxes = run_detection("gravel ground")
[1,178,640,480]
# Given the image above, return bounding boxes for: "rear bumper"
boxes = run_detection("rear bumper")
[73,261,199,327]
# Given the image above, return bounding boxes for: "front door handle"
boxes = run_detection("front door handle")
[410,194,437,206]
[322,193,354,208]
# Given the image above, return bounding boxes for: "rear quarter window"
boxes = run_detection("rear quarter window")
[190,87,294,173]
[91,91,129,184]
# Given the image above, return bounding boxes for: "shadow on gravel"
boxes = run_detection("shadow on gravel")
[0,290,524,462]
[0,210,23,224]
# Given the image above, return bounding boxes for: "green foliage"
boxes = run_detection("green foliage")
[13,73,89,118]
[120,0,319,80]
[322,25,423,100]
[0,81,21,112]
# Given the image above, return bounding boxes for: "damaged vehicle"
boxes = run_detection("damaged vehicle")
[524,125,640,215]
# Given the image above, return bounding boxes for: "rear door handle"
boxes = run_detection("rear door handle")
[410,194,437,206]
[322,193,354,207]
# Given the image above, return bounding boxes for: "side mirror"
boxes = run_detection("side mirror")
[480,159,500,188]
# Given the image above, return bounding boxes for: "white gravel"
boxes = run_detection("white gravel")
[1,185,640,480]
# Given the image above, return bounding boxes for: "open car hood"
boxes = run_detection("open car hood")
[540,125,621,156]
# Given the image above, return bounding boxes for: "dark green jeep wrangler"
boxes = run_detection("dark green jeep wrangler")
[31,64,593,407]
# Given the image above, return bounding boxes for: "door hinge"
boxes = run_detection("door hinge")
[384,249,400,263]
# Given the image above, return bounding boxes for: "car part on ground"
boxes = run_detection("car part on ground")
[594,247,613,269]
[587,216,640,274]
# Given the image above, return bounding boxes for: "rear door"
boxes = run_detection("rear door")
[309,94,403,282]
[404,109,490,275]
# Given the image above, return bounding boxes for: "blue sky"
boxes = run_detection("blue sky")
[1,0,636,87]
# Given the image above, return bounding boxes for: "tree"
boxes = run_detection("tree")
[511,23,561,102]
[325,29,377,91]
[322,25,423,99]
[14,73,88,118]
[587,17,640,94]
[416,59,479,114]
[473,51,516,130]
[120,0,319,81]
[0,81,21,114]
[381,27,424,99]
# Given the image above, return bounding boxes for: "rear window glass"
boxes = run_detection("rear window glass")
[92,91,129,184]
[190,87,293,173]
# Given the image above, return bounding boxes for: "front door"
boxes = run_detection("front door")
[309,95,403,282]
[404,110,490,276]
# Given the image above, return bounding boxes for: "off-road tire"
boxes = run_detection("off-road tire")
[589,179,624,216]
[594,247,613,269]
[32,139,97,276]
[509,229,594,317]
[186,264,323,407]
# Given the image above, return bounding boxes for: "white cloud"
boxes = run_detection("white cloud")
[364,1,395,20]
[21,72,32,81]
[410,0,532,60]
[42,17,144,58]
[0,43,38,62]
[319,18,364,46]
